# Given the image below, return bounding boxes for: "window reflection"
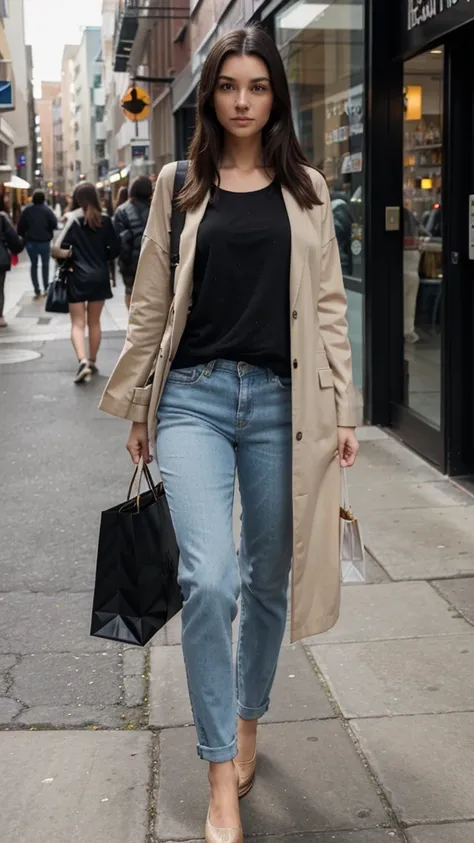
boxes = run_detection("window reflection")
[275,0,364,393]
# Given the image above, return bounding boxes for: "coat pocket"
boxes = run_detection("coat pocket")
[132,383,153,406]
[318,368,334,389]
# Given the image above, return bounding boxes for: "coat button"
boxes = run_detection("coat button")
[292,310,298,319]
[296,431,303,441]
[293,359,298,369]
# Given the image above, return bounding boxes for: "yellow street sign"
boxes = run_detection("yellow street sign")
[121,85,151,122]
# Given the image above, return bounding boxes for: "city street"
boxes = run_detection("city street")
[1,259,474,842]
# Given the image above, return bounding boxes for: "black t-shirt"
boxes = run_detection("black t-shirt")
[172,180,292,378]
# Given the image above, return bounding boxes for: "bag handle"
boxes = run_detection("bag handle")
[127,459,159,505]
[340,468,354,520]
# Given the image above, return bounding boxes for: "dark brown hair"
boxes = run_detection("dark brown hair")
[72,183,103,230]
[179,26,321,211]
[114,185,128,210]
[130,176,153,203]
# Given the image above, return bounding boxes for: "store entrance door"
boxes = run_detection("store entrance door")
[392,27,474,478]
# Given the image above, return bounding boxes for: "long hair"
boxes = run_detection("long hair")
[114,185,128,211]
[72,183,103,230]
[179,26,322,211]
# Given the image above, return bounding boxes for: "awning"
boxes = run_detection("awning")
[4,175,30,189]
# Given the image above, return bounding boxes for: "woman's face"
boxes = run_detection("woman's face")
[213,54,274,139]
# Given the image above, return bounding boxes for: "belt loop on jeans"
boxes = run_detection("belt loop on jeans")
[203,360,216,377]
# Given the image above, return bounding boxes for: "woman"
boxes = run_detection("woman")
[114,186,128,211]
[52,183,120,383]
[100,27,359,842]
[0,196,24,328]
[113,176,152,310]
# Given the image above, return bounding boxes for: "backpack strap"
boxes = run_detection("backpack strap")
[169,160,189,296]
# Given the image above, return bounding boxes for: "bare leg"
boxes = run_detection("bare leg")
[87,300,105,363]
[235,715,257,762]
[125,293,131,311]
[69,302,87,361]
[208,762,241,829]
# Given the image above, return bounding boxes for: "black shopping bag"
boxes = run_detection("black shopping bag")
[90,463,182,646]
[45,265,69,313]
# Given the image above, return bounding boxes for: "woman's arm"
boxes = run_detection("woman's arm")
[98,163,176,422]
[3,215,24,254]
[104,215,122,261]
[51,213,76,259]
[315,174,358,429]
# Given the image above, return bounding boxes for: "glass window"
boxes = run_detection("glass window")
[402,46,444,429]
[275,0,365,395]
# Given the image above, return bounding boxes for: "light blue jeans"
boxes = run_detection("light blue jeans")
[157,360,293,762]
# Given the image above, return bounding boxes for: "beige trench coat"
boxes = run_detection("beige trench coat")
[99,162,358,642]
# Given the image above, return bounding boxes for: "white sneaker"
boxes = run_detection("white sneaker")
[404,331,420,344]
[74,361,92,383]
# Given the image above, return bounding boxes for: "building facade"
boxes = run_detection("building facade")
[3,0,31,185]
[73,26,102,183]
[35,81,60,188]
[61,45,79,196]
[52,90,65,195]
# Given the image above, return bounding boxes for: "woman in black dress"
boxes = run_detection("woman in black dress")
[52,183,120,383]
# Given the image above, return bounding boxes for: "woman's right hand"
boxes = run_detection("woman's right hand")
[126,422,152,465]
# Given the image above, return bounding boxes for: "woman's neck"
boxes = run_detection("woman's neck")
[220,133,264,172]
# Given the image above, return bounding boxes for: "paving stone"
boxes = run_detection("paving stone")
[312,635,474,717]
[406,823,474,842]
[351,480,471,511]
[150,645,333,728]
[350,440,441,485]
[149,646,193,728]
[361,507,474,580]
[354,426,389,441]
[14,705,130,728]
[0,654,17,694]
[432,578,474,624]
[0,698,23,722]
[0,592,118,654]
[11,652,122,707]
[0,731,150,843]
[156,722,387,839]
[304,582,470,645]
[161,835,402,843]
[352,713,474,824]
[261,645,334,723]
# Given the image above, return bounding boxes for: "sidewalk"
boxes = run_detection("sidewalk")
[0,310,474,842]
[0,256,128,344]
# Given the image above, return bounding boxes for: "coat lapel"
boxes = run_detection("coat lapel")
[282,186,310,309]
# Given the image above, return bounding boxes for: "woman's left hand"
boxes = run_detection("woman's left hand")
[337,427,359,468]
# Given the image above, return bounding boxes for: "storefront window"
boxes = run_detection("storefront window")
[275,0,365,394]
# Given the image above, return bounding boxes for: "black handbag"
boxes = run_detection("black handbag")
[90,463,182,646]
[45,263,69,313]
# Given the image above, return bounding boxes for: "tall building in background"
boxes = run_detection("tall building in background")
[73,26,101,183]
[52,89,65,194]
[0,2,18,182]
[35,81,60,189]
[26,46,37,188]
[61,45,79,195]
[3,0,31,185]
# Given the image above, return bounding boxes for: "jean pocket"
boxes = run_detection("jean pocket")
[166,365,205,385]
[274,375,292,390]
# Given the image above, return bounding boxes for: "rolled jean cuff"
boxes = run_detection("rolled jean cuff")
[197,737,237,763]
[237,700,270,720]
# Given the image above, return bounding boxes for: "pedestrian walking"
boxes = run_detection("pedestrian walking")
[100,193,117,288]
[99,26,359,843]
[113,176,152,310]
[52,183,120,384]
[114,186,128,211]
[0,197,24,328]
[17,189,57,298]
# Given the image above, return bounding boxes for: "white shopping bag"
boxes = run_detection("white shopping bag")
[340,469,366,583]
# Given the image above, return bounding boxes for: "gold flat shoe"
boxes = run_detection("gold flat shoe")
[233,750,256,798]
[205,810,243,843]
